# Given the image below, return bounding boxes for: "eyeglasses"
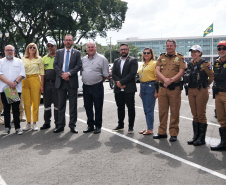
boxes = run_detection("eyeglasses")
[120,49,128,51]
[29,47,36,49]
[143,52,151,55]
[217,47,226,51]
[47,45,54,48]
[65,39,73,42]
[5,49,14,52]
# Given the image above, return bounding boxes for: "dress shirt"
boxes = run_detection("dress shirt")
[62,48,72,72]
[82,52,109,85]
[0,57,26,92]
[120,56,129,91]
[22,57,44,75]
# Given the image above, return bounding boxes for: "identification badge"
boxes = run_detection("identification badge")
[140,73,143,79]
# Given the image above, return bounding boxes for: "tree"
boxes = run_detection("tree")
[0,0,128,56]
[104,44,141,63]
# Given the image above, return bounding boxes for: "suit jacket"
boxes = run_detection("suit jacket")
[112,55,138,93]
[53,48,82,89]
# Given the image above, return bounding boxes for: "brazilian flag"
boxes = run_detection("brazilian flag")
[203,23,213,37]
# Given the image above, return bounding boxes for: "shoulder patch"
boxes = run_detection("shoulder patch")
[160,53,166,56]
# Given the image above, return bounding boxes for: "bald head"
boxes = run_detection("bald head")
[86,42,97,57]
[4,45,15,60]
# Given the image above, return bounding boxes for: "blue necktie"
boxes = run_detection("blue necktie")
[65,50,69,72]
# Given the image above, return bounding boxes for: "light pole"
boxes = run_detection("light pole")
[80,42,83,54]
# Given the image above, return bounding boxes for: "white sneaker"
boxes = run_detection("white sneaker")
[32,124,39,131]
[3,128,10,135]
[15,129,23,135]
[23,124,32,131]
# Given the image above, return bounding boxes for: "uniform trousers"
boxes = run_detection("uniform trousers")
[188,87,209,123]
[1,93,21,129]
[83,81,104,128]
[22,74,41,122]
[215,92,226,127]
[114,91,135,129]
[43,81,58,126]
[158,86,181,136]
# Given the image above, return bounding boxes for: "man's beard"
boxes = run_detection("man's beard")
[6,54,13,60]
[121,52,128,57]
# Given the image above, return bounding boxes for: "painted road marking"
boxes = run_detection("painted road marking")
[0,175,7,185]
[75,117,226,180]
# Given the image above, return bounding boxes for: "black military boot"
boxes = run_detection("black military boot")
[210,127,226,151]
[187,121,199,145]
[193,123,207,146]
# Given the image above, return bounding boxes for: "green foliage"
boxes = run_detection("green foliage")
[0,0,128,56]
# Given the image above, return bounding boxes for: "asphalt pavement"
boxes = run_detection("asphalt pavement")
[0,82,225,185]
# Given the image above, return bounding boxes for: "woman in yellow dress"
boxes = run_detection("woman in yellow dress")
[22,43,44,131]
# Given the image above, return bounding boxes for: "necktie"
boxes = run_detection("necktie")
[65,50,69,72]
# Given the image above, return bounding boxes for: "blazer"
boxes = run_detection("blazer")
[112,55,138,93]
[53,48,82,89]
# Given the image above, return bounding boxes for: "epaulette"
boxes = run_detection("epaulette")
[160,53,166,56]
[177,52,183,56]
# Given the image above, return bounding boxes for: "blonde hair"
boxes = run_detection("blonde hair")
[24,43,39,58]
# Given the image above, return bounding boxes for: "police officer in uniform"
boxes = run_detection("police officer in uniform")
[154,39,186,142]
[211,41,226,151]
[40,40,58,130]
[184,45,213,146]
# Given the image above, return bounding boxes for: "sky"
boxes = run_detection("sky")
[90,0,226,46]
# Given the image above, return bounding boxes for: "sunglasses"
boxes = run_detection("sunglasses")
[47,45,54,48]
[29,46,36,49]
[217,47,226,51]
[143,52,151,55]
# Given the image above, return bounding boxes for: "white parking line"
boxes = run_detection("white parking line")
[75,117,226,180]
[104,100,220,127]
[0,175,7,185]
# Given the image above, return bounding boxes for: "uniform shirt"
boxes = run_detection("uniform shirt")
[22,56,44,75]
[138,60,157,82]
[191,59,213,85]
[62,48,72,72]
[82,52,109,85]
[0,57,26,93]
[43,54,56,81]
[156,52,186,83]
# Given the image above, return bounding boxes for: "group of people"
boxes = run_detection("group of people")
[0,35,225,152]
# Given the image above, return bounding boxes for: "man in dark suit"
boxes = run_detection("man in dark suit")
[53,34,81,133]
[112,43,138,133]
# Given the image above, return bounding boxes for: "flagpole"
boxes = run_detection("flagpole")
[211,22,214,64]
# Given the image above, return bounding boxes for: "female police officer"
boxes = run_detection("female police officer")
[184,45,213,146]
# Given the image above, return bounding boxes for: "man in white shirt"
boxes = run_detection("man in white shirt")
[0,45,26,135]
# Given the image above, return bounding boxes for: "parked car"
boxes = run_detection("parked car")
[78,70,83,94]
[136,62,143,82]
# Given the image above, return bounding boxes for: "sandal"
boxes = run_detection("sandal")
[139,129,147,134]
[143,130,153,135]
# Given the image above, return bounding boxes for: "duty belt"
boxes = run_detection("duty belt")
[159,82,180,90]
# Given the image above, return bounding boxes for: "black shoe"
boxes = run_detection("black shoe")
[112,125,124,132]
[94,127,101,134]
[128,128,134,134]
[53,127,64,133]
[70,128,78,134]
[40,124,51,130]
[153,133,167,139]
[83,127,94,133]
[169,136,177,142]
